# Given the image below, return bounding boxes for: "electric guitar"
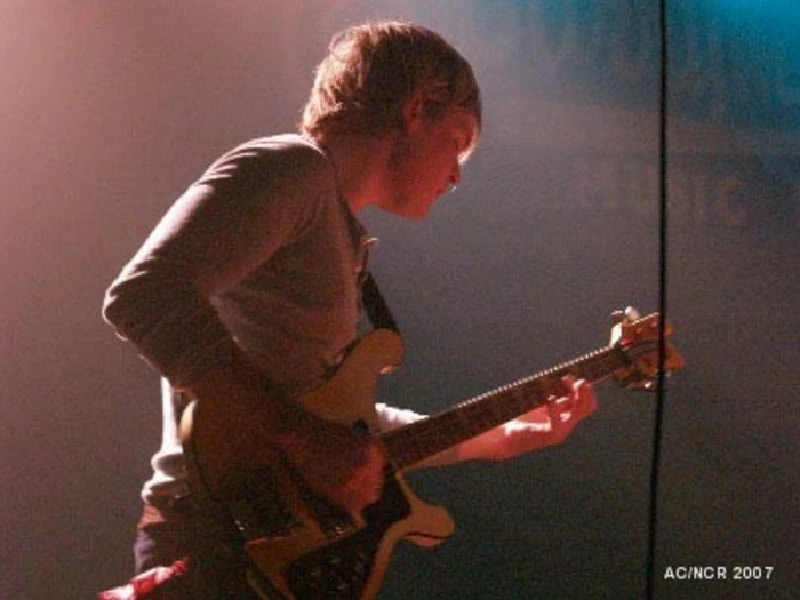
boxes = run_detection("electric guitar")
[179,309,685,599]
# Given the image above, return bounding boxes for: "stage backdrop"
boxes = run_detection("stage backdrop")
[1,2,797,599]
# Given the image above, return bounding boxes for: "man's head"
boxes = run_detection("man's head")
[300,20,481,160]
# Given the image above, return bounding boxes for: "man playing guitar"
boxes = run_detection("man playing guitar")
[100,20,596,599]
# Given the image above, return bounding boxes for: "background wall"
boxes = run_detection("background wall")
[1,2,797,599]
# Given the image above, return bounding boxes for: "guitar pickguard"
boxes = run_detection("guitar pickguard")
[222,440,417,600]
[282,472,412,599]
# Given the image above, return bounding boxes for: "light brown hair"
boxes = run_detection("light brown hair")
[300,21,481,153]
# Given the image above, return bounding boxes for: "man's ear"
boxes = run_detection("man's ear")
[399,92,426,135]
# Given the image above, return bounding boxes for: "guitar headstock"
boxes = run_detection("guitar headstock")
[609,307,686,390]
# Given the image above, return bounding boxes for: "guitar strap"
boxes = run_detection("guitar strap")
[361,272,399,333]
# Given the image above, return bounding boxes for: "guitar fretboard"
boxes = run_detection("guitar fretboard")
[381,344,632,470]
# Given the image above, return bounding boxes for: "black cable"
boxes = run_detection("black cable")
[645,0,669,598]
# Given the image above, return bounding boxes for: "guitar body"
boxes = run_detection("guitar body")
[180,329,455,600]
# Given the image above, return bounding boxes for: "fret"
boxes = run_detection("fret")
[383,345,630,470]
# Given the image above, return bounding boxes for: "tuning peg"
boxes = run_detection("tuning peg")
[611,306,641,323]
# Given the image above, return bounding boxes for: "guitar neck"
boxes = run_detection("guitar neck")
[381,344,630,470]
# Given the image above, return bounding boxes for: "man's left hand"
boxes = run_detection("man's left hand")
[456,376,597,461]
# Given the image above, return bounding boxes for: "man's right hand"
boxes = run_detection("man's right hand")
[275,411,388,514]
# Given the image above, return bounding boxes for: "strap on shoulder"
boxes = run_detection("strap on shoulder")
[361,272,399,333]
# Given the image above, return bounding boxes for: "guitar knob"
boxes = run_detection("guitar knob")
[612,306,641,323]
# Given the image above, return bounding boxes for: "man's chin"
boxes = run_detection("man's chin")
[402,205,431,221]
[381,200,431,220]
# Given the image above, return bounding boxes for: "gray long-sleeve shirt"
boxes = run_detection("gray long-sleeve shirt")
[103,134,420,501]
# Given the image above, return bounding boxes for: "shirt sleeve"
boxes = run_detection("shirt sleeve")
[102,138,334,387]
[376,402,427,431]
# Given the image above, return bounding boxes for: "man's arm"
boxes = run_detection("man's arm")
[103,142,386,513]
[381,377,596,469]
[452,377,597,462]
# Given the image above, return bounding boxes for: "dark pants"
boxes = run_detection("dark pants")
[133,504,260,600]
